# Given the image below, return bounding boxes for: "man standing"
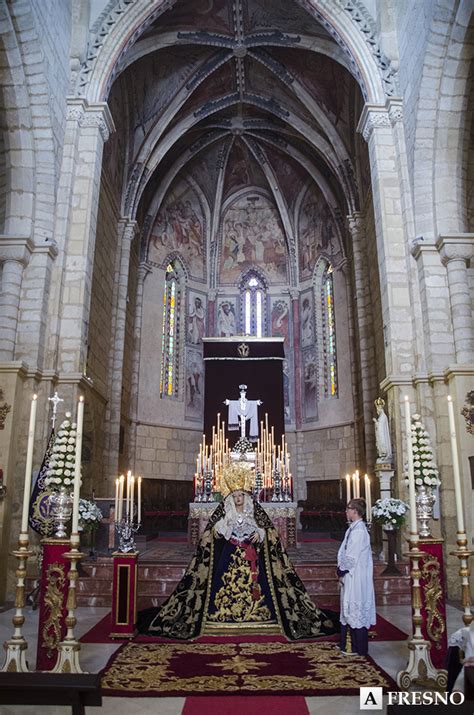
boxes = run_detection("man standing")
[337,498,376,655]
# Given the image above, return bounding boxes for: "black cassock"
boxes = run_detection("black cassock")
[137,499,339,641]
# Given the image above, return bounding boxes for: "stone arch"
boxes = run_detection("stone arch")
[76,0,391,107]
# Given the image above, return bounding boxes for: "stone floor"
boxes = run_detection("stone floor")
[0,601,466,714]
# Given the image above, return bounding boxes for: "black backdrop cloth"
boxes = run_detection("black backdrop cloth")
[203,338,284,446]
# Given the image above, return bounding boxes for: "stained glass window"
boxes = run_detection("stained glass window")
[241,273,265,336]
[322,264,337,397]
[160,262,181,398]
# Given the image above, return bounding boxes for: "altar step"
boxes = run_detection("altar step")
[62,558,411,609]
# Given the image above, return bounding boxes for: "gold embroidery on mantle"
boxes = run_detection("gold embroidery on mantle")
[421,554,445,648]
[42,562,66,656]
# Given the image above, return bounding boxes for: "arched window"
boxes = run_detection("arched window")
[160,262,181,398]
[240,272,266,337]
[313,259,338,400]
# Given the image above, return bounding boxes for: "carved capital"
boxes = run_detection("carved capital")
[357,103,391,142]
[0,235,34,266]
[66,98,116,142]
[436,234,474,266]
[346,211,365,237]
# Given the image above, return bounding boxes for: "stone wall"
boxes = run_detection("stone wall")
[134,423,202,482]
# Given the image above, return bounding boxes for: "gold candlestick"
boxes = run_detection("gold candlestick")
[1,536,33,672]
[450,531,473,626]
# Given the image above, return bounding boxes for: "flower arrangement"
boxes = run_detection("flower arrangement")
[371,497,410,529]
[233,436,254,454]
[78,499,103,532]
[44,413,80,491]
[410,413,440,489]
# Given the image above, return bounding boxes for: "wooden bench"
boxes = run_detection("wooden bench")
[0,672,101,715]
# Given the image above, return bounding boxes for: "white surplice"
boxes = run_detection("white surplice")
[337,518,376,629]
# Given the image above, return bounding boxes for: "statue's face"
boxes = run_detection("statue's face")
[233,491,244,507]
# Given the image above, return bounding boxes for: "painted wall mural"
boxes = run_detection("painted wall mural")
[220,194,287,284]
[300,290,314,349]
[270,298,290,345]
[299,191,339,281]
[148,180,205,278]
[187,290,207,345]
[185,347,204,421]
[216,299,237,337]
[302,347,318,421]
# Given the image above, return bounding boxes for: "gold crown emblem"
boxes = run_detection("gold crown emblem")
[220,461,255,497]
[237,342,249,358]
[374,397,385,409]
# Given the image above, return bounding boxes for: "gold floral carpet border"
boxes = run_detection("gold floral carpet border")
[101,639,397,697]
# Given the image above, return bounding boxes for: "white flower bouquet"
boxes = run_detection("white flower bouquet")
[44,413,81,491]
[371,497,410,529]
[78,499,103,532]
[410,413,440,489]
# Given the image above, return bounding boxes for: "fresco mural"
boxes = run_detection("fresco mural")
[217,299,237,337]
[187,290,207,345]
[185,348,204,421]
[223,139,268,201]
[270,298,290,345]
[220,194,287,284]
[302,348,318,421]
[283,357,292,423]
[149,180,205,278]
[300,290,314,348]
[299,190,339,281]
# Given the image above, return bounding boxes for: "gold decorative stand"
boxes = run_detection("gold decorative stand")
[397,539,447,690]
[51,536,86,674]
[1,534,33,672]
[450,530,473,626]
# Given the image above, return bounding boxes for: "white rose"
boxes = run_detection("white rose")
[59,445,67,453]
[67,445,75,453]
[64,478,71,485]
[415,478,423,486]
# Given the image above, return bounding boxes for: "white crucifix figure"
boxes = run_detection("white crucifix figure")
[224,384,262,441]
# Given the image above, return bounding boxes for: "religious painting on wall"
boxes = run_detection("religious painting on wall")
[300,290,314,348]
[185,348,204,421]
[270,298,290,345]
[302,348,318,421]
[298,190,339,281]
[220,194,288,284]
[216,299,237,337]
[148,179,205,279]
[187,290,206,345]
[282,356,293,424]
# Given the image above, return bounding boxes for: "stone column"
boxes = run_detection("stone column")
[52,99,115,376]
[128,262,153,469]
[290,290,302,428]
[0,238,33,360]
[436,235,474,364]
[104,220,137,486]
[207,289,217,336]
[347,214,377,469]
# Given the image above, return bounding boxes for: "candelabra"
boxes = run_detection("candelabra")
[283,472,291,502]
[271,467,283,502]
[450,530,473,626]
[202,470,213,503]
[51,536,85,674]
[397,539,447,689]
[254,469,263,502]
[1,533,33,672]
[115,511,141,553]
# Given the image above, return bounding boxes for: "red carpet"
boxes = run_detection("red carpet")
[100,638,398,697]
[80,612,407,644]
[183,696,309,714]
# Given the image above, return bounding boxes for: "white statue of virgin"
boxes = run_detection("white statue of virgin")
[373,397,392,462]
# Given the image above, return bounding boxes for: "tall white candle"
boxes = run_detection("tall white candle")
[20,394,38,534]
[345,473,351,502]
[447,395,465,533]
[137,476,142,524]
[130,475,135,521]
[71,395,84,536]
[404,396,418,537]
[364,474,372,521]
[114,478,119,521]
[126,470,131,518]
[118,474,124,522]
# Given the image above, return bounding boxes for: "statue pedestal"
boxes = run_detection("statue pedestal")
[374,463,393,499]
[188,502,298,549]
[109,551,138,639]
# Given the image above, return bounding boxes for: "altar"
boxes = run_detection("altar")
[188,501,298,549]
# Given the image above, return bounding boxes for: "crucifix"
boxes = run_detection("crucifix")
[224,384,262,441]
[48,391,64,430]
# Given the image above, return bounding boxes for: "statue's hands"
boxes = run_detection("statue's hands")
[257,400,263,405]
[224,399,230,405]
[249,531,260,544]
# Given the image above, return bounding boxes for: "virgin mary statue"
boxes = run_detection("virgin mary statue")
[137,463,339,640]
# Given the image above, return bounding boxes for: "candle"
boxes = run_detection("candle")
[130,475,135,521]
[118,474,124,522]
[447,396,465,533]
[137,476,142,524]
[345,473,351,502]
[404,396,418,536]
[71,395,84,537]
[126,470,131,518]
[20,394,38,534]
[364,474,372,521]
[352,472,360,498]
[114,478,119,521]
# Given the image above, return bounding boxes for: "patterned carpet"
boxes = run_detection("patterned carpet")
[101,637,397,697]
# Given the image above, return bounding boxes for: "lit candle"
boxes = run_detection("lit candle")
[404,395,418,537]
[447,396,465,533]
[130,475,135,521]
[126,470,131,518]
[114,478,119,521]
[20,394,38,535]
[137,476,142,524]
[71,395,84,537]
[364,474,372,521]
[345,473,351,502]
